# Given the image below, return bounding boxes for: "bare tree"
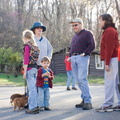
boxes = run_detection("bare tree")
[115,0,120,33]
[0,0,119,52]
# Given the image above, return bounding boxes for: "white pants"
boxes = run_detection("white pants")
[103,57,120,107]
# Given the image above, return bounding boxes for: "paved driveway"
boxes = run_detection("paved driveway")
[0,86,120,120]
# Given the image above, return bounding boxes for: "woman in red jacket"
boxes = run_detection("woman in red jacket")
[96,14,120,112]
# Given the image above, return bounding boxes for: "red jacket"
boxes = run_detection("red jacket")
[36,68,54,88]
[64,56,72,71]
[100,27,119,65]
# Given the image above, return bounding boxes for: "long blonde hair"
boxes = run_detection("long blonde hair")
[22,29,37,46]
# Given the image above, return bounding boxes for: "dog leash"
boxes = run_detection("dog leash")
[24,79,27,96]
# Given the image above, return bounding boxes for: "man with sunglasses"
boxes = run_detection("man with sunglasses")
[31,22,53,68]
[68,18,95,110]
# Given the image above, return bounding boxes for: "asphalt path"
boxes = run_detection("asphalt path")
[0,85,120,120]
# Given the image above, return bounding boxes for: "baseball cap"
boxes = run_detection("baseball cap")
[70,18,83,24]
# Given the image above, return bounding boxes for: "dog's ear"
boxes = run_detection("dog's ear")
[24,96,28,99]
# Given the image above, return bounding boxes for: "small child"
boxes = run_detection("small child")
[36,56,54,111]
[64,52,77,90]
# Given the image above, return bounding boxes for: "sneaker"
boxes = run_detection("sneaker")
[38,107,44,111]
[25,108,39,114]
[83,103,92,110]
[75,100,84,108]
[96,105,113,112]
[66,87,71,90]
[72,87,77,90]
[44,107,51,111]
[112,106,120,111]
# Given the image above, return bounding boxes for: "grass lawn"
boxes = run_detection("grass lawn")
[0,73,25,86]
[0,73,104,86]
[54,74,104,85]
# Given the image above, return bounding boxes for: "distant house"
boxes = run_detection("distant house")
[50,49,66,75]
[89,51,104,77]
[50,49,104,77]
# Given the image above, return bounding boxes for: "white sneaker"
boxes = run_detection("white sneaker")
[96,106,113,112]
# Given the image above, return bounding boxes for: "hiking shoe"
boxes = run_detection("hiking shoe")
[72,87,77,90]
[96,105,113,112]
[83,103,92,110]
[75,100,84,108]
[25,108,39,114]
[44,107,51,111]
[66,87,71,90]
[24,104,29,109]
[112,106,120,111]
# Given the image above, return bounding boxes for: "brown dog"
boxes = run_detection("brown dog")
[13,96,28,111]
[10,93,25,105]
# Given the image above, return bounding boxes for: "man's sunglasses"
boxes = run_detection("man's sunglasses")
[72,24,79,27]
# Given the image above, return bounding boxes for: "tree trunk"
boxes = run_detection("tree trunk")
[17,0,25,32]
[115,0,120,33]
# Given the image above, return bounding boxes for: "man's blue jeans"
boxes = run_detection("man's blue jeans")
[71,55,92,103]
[26,68,38,110]
[66,70,76,87]
[37,87,50,107]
